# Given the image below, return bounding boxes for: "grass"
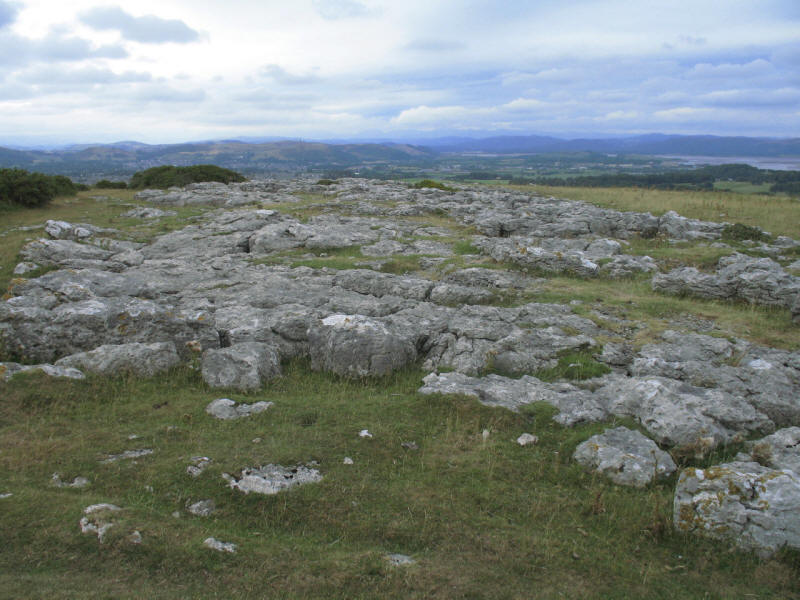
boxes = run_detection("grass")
[508,184,800,239]
[1,361,798,599]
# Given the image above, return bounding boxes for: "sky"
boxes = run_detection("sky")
[0,0,798,145]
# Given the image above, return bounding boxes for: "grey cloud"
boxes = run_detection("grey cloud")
[260,64,320,85]
[312,0,371,20]
[0,0,17,29]
[80,6,199,44]
[697,88,800,108]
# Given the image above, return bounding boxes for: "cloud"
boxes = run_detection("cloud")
[404,39,465,52]
[17,65,151,87]
[312,0,372,20]
[80,6,199,44]
[133,86,206,103]
[0,0,17,29]
[260,64,320,85]
[0,32,128,69]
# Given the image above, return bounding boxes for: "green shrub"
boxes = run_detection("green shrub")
[94,179,128,189]
[129,165,246,189]
[721,222,771,242]
[410,179,455,192]
[0,168,81,208]
[315,178,337,186]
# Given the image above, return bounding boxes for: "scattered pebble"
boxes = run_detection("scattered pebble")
[128,530,143,544]
[204,537,237,553]
[252,437,262,443]
[127,434,141,440]
[51,473,90,488]
[187,499,216,517]
[516,433,539,446]
[343,457,354,465]
[187,456,212,477]
[386,553,416,566]
[358,429,373,438]
[206,398,273,420]
[172,511,181,518]
[482,429,490,442]
[100,449,153,464]
[401,441,419,451]
[0,493,12,499]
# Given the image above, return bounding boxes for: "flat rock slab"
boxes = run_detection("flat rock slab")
[55,342,181,377]
[204,537,237,553]
[674,461,800,557]
[223,464,322,495]
[201,342,281,391]
[573,426,676,487]
[308,314,417,377]
[205,398,273,420]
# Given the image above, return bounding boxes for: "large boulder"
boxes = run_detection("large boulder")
[201,342,281,390]
[55,342,181,377]
[307,314,417,377]
[674,461,800,557]
[573,426,676,487]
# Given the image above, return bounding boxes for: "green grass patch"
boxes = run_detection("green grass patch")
[1,361,798,598]
[410,179,456,192]
[533,349,612,382]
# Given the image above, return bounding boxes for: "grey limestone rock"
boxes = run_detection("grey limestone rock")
[201,342,281,391]
[100,449,153,463]
[0,362,85,382]
[55,342,181,377]
[223,464,322,495]
[573,426,676,487]
[740,427,800,474]
[204,537,237,553]
[79,503,122,542]
[20,238,115,267]
[308,314,417,377]
[44,219,103,240]
[674,461,800,557]
[187,499,216,516]
[205,398,273,420]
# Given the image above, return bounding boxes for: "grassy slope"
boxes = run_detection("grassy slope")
[1,185,799,598]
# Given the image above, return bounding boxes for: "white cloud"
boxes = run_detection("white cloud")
[80,5,200,44]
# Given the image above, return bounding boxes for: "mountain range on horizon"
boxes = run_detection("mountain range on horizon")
[1,133,799,181]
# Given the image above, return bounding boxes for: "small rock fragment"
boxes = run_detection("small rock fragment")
[205,398,273,420]
[359,429,373,438]
[187,456,212,477]
[516,433,539,446]
[386,553,416,566]
[79,504,122,542]
[51,473,90,488]
[204,537,237,553]
[401,441,419,451]
[0,493,12,499]
[187,499,216,517]
[100,449,153,463]
[223,464,323,495]
[128,530,143,544]
[343,457,354,465]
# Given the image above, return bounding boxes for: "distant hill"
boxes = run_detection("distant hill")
[425,134,800,157]
[1,134,798,181]
[0,140,437,180]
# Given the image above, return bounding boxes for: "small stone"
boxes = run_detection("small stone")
[224,464,323,495]
[401,441,419,451]
[51,473,90,488]
[252,437,262,443]
[172,511,181,518]
[482,429,490,441]
[128,530,142,544]
[386,553,416,566]
[516,433,539,446]
[187,499,216,517]
[0,493,12,499]
[359,429,373,438]
[343,457,354,465]
[100,448,153,463]
[204,537,237,553]
[187,456,212,477]
[128,434,140,440]
[205,398,273,420]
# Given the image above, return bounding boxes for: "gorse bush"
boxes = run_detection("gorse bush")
[721,222,771,242]
[0,168,82,208]
[129,165,246,189]
[410,179,455,191]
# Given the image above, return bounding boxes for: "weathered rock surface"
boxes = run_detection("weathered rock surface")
[201,342,281,390]
[674,461,800,557]
[573,427,676,487]
[79,503,121,542]
[55,342,181,377]
[203,537,237,553]
[223,464,322,495]
[0,361,85,382]
[653,253,800,310]
[308,314,417,377]
[738,427,800,474]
